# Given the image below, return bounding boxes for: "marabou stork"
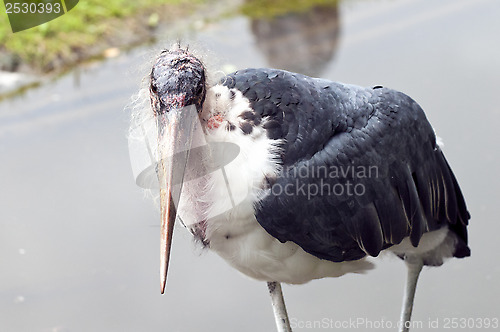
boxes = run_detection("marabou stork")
[130,46,470,332]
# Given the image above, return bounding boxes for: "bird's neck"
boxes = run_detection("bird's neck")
[176,84,282,245]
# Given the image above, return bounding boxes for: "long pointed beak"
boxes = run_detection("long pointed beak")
[156,105,197,294]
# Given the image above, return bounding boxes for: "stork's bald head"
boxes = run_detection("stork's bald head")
[150,48,206,115]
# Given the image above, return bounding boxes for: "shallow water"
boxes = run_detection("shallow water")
[1,0,499,331]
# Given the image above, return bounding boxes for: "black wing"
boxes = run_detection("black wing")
[222,68,470,263]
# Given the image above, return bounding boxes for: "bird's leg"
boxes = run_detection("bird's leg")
[399,256,424,332]
[267,281,293,332]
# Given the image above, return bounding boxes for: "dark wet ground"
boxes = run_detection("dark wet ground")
[1,0,499,331]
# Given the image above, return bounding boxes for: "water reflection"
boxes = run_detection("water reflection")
[248,3,340,77]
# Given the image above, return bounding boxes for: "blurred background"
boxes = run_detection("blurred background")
[1,0,499,331]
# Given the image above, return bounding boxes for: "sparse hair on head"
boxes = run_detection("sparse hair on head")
[125,40,222,206]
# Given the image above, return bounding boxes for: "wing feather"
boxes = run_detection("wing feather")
[222,68,470,262]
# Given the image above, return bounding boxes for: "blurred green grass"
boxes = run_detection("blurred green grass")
[0,0,339,72]
[0,0,201,72]
[240,0,339,19]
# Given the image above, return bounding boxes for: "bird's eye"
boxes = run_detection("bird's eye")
[196,84,203,95]
[151,83,158,94]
